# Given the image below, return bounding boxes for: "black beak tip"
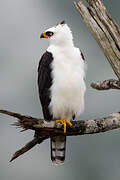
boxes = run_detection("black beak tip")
[40,33,44,39]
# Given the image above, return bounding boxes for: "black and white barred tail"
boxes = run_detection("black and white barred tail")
[50,136,66,165]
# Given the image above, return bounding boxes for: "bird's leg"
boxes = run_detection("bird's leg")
[56,118,72,133]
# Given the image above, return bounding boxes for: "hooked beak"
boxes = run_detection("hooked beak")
[40,32,49,39]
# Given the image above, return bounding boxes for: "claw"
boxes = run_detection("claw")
[56,118,72,133]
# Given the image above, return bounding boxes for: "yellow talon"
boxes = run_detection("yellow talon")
[56,118,72,133]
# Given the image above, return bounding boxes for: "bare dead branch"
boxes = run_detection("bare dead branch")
[91,79,120,90]
[1,109,120,136]
[10,137,40,162]
[0,109,40,130]
[1,108,120,161]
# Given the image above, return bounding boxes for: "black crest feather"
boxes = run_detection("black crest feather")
[60,20,65,25]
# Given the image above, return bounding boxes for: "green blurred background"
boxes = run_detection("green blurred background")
[0,0,120,179]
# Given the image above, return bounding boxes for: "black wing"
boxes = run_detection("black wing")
[38,51,53,121]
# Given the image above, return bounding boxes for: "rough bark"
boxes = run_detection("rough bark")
[74,0,120,88]
[91,79,120,90]
[1,109,120,161]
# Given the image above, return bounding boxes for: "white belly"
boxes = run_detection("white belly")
[48,46,86,120]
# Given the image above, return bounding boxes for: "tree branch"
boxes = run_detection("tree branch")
[10,137,41,162]
[91,79,120,90]
[1,109,120,136]
[1,109,120,161]
[74,0,120,86]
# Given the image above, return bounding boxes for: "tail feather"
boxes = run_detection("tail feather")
[51,136,66,165]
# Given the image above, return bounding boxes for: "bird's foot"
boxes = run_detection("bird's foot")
[56,118,72,133]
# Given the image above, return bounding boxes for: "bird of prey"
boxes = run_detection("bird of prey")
[38,21,86,165]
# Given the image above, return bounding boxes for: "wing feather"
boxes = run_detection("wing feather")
[38,51,53,120]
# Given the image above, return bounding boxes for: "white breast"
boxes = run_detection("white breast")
[48,45,86,120]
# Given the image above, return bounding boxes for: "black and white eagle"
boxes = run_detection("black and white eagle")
[38,21,86,165]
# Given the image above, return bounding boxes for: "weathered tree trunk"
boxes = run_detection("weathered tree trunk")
[74,0,120,89]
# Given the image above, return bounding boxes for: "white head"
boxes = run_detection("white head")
[40,21,74,46]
